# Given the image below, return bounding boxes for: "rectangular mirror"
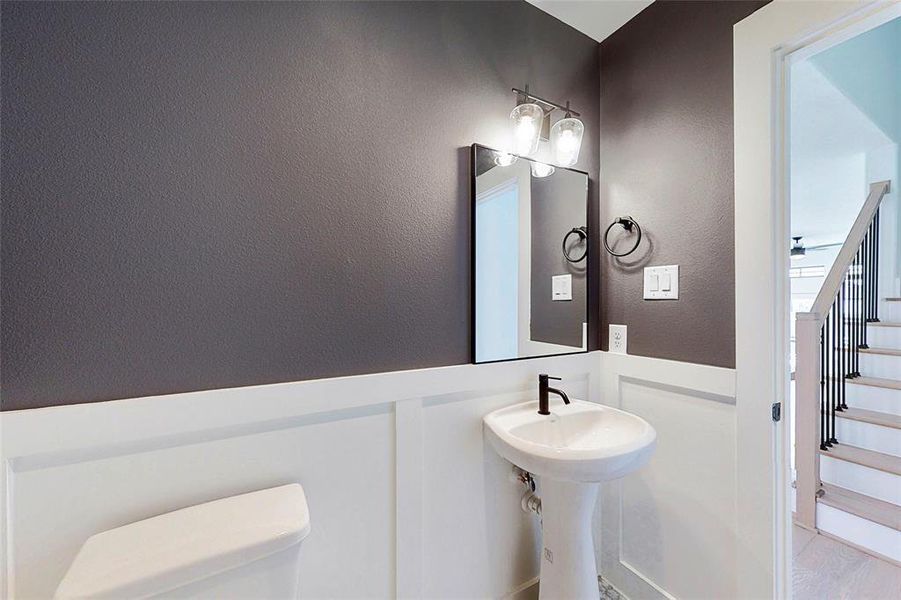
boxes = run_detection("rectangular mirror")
[471,143,589,363]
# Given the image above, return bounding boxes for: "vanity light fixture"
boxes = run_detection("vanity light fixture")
[551,107,584,167]
[510,86,583,166]
[531,162,555,178]
[494,152,518,167]
[791,236,806,261]
[510,102,543,156]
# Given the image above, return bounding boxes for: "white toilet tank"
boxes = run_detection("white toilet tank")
[55,484,311,599]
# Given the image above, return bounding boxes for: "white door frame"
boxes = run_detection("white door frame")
[734,1,899,598]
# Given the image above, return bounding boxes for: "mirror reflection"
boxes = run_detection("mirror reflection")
[472,144,588,363]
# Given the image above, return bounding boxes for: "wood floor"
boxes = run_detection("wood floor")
[793,526,901,600]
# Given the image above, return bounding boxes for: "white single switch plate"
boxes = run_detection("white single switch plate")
[609,324,627,354]
[552,274,572,301]
[643,265,679,300]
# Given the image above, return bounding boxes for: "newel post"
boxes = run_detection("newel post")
[794,312,821,530]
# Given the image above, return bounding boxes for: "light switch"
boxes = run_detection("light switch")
[552,274,572,301]
[643,265,679,300]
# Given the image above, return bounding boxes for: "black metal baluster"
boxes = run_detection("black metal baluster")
[848,259,854,380]
[826,309,831,448]
[869,217,875,321]
[842,279,850,410]
[862,225,867,325]
[830,298,838,445]
[874,208,881,322]
[861,226,870,350]
[870,218,876,321]
[825,310,831,449]
[820,324,828,450]
[839,281,847,412]
[851,249,866,377]
[825,308,832,447]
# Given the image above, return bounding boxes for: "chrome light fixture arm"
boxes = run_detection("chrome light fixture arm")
[512,86,581,118]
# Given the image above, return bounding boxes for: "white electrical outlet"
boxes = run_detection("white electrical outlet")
[609,324,627,354]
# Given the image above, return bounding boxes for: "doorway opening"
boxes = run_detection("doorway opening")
[786,10,900,599]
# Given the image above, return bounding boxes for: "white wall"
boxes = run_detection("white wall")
[790,150,867,248]
[791,41,899,299]
[1,351,743,599]
[866,143,900,298]
[790,55,894,249]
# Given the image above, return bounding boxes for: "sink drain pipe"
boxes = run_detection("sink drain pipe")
[522,490,542,515]
[513,467,541,516]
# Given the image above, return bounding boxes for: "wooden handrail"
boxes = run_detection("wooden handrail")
[809,181,890,321]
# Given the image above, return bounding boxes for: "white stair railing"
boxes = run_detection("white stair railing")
[795,180,890,530]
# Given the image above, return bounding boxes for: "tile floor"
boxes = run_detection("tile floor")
[598,576,624,600]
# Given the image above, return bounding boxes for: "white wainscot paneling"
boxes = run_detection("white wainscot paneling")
[6,406,396,600]
[596,353,738,600]
[1,353,598,600]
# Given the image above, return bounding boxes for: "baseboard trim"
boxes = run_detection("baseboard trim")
[503,576,539,600]
[817,530,901,567]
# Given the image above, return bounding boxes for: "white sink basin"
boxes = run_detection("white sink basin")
[483,398,656,600]
[483,399,656,482]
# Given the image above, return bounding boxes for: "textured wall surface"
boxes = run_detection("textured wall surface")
[1,1,599,410]
[598,0,767,368]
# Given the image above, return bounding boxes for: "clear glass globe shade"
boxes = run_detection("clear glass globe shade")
[494,152,517,167]
[530,161,555,178]
[551,117,584,167]
[509,103,543,156]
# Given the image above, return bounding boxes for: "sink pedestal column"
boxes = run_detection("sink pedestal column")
[538,479,600,600]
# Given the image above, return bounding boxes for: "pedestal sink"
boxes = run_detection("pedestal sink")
[483,399,656,600]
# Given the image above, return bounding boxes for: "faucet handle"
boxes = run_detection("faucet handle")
[539,374,562,383]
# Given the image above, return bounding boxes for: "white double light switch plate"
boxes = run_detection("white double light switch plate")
[552,274,572,301]
[643,265,679,300]
[609,324,627,354]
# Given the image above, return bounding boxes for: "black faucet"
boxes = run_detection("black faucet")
[538,374,570,415]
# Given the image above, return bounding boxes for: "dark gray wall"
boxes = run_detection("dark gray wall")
[598,0,767,368]
[531,170,588,347]
[1,1,600,411]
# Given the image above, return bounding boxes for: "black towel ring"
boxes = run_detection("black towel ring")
[562,226,588,263]
[603,216,642,257]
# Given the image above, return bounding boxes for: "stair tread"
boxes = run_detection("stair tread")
[859,346,901,357]
[819,444,901,476]
[868,321,901,328]
[847,376,901,391]
[837,407,901,429]
[886,298,901,301]
[819,483,901,531]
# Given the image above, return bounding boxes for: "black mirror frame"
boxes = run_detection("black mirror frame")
[470,143,590,365]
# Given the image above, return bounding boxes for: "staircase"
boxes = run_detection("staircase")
[818,307,901,561]
[795,181,900,564]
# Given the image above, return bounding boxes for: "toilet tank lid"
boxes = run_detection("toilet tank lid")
[55,484,310,600]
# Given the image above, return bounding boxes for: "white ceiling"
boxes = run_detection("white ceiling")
[526,0,653,43]
[790,60,894,246]
[791,61,891,162]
